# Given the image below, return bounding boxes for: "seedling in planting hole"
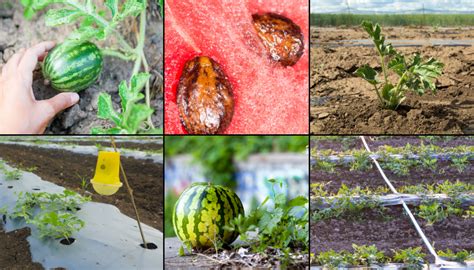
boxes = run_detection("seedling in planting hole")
[4,169,22,180]
[355,21,444,110]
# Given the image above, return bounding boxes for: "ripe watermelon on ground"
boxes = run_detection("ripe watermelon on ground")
[173,182,244,249]
[165,0,309,134]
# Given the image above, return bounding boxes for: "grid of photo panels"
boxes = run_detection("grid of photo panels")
[0,0,472,269]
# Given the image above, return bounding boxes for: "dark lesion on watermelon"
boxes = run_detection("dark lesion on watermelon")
[177,56,234,135]
[252,13,304,67]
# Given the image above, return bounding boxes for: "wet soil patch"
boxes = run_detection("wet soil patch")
[0,143,163,231]
[311,205,474,263]
[311,160,474,194]
[0,225,44,270]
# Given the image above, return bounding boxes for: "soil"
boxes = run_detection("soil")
[311,205,474,263]
[310,27,474,134]
[0,143,163,231]
[0,225,44,270]
[0,1,163,134]
[312,26,474,44]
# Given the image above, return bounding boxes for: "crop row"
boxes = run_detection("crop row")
[0,160,90,242]
[311,245,473,270]
[312,145,472,175]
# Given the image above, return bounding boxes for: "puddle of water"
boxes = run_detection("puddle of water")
[312,39,474,48]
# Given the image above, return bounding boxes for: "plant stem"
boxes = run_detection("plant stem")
[101,49,136,61]
[67,0,135,53]
[372,84,385,108]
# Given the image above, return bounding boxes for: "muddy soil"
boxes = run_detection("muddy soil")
[311,205,474,263]
[0,143,163,231]
[310,27,474,134]
[311,160,474,194]
[311,136,474,151]
[0,1,163,134]
[0,225,44,270]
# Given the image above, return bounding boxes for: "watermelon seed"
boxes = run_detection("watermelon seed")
[252,13,304,67]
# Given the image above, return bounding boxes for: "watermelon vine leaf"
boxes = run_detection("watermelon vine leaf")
[92,73,154,134]
[224,179,309,266]
[355,21,444,110]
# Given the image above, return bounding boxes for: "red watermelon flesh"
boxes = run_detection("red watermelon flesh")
[165,0,309,134]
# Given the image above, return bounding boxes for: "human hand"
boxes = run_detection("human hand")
[0,41,80,134]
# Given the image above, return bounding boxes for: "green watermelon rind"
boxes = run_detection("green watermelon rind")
[173,182,244,249]
[43,41,103,92]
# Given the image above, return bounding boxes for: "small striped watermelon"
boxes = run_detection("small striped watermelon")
[173,182,244,249]
[43,41,103,92]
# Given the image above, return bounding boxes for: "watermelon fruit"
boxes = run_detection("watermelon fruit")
[173,182,244,249]
[43,41,103,92]
[165,0,309,134]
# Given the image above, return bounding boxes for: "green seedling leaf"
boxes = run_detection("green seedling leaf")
[97,92,122,125]
[358,21,443,110]
[116,0,144,21]
[124,104,154,133]
[355,65,378,85]
[105,0,119,17]
[45,9,82,26]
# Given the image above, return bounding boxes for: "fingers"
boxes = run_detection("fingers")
[40,92,80,119]
[18,41,55,74]
[2,48,26,76]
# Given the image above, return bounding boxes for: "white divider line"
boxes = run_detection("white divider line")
[359,136,443,265]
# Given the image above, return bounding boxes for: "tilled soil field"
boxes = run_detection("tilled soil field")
[310,27,474,134]
[0,2,163,134]
[310,136,474,265]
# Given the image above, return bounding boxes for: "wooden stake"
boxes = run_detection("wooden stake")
[110,136,147,246]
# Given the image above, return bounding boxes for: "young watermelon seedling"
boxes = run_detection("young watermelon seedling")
[355,21,444,110]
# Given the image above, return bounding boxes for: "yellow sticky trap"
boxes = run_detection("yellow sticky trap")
[91,151,123,196]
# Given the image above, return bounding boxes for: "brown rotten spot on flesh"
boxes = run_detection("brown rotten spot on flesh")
[177,56,234,134]
[252,13,304,67]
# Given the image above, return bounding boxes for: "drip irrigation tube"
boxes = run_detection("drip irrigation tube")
[359,136,465,268]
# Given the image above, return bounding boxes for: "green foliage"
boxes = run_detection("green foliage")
[224,179,308,265]
[92,73,155,134]
[316,249,355,269]
[315,245,387,268]
[451,155,469,173]
[437,249,474,262]
[352,244,387,266]
[164,192,179,237]
[165,136,307,188]
[392,247,426,270]
[355,21,444,110]
[417,201,463,225]
[349,150,372,171]
[311,13,474,27]
[3,168,23,180]
[312,185,385,221]
[5,190,90,240]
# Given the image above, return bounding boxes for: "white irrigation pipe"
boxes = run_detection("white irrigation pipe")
[359,136,463,268]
